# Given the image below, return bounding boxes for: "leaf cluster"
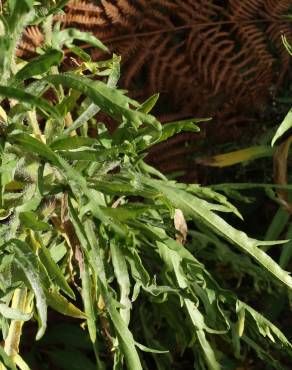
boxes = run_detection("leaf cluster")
[0,2,291,370]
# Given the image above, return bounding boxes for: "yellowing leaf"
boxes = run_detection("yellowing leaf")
[196,146,274,167]
[46,291,86,319]
[0,105,7,122]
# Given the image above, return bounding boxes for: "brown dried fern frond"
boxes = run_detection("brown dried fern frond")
[18,0,292,114]
[17,0,292,180]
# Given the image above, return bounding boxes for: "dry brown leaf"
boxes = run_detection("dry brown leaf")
[174,208,188,245]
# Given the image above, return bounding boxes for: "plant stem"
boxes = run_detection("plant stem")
[14,354,31,370]
[4,287,27,360]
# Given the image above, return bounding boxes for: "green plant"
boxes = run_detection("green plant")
[0,1,291,370]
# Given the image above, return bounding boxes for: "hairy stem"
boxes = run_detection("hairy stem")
[43,14,53,46]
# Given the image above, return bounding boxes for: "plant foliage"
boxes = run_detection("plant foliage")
[0,1,291,370]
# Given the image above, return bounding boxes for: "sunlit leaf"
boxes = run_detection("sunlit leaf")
[138,94,159,114]
[272,109,292,146]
